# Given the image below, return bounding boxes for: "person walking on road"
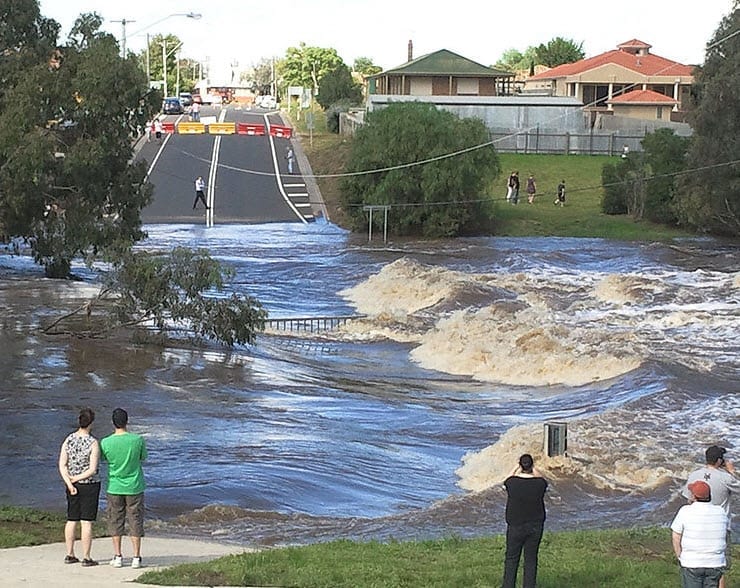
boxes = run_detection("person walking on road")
[502,453,548,588]
[190,101,200,122]
[100,408,148,569]
[58,407,101,567]
[193,176,210,210]
[286,146,295,174]
[154,119,163,143]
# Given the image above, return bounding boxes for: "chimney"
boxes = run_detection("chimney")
[408,40,413,62]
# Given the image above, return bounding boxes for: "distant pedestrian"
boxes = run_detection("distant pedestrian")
[671,480,728,588]
[58,408,101,567]
[100,408,148,569]
[286,146,295,174]
[526,174,537,204]
[154,119,163,143]
[621,144,629,159]
[190,101,200,122]
[508,171,520,205]
[145,120,152,143]
[502,454,548,588]
[193,176,209,210]
[555,180,566,206]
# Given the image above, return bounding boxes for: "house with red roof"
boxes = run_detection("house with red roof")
[524,40,695,123]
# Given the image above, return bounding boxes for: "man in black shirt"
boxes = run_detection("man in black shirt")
[502,453,548,588]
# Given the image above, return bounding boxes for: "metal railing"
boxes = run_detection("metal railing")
[264,315,364,333]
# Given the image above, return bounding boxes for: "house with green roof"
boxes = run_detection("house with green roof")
[368,46,515,99]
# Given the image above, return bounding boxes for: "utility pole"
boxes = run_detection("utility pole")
[111,18,135,58]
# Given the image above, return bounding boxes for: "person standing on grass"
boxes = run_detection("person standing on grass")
[526,174,537,204]
[100,408,147,569]
[58,407,101,567]
[508,171,520,205]
[681,446,740,588]
[555,180,566,207]
[671,480,727,588]
[502,453,548,588]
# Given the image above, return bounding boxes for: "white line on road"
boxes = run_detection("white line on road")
[206,136,221,227]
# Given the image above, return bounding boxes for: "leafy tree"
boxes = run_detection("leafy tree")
[0,10,159,277]
[640,129,689,224]
[535,37,585,67]
[139,34,188,96]
[245,57,277,95]
[0,0,59,107]
[494,47,538,72]
[673,3,740,236]
[353,57,382,76]
[340,102,500,237]
[601,162,629,215]
[600,129,688,222]
[44,248,267,347]
[316,64,362,109]
[280,43,344,94]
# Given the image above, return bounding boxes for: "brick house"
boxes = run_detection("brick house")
[524,39,695,123]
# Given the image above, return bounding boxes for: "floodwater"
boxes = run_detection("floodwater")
[0,222,738,547]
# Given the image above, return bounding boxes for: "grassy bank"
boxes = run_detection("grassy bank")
[298,120,692,240]
[3,506,738,587]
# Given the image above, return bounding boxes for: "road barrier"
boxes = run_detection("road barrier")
[162,121,176,134]
[237,122,266,135]
[208,122,236,135]
[177,122,206,134]
[269,125,292,138]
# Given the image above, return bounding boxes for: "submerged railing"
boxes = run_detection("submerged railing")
[264,315,365,333]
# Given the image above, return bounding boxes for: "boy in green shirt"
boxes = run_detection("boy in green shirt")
[100,408,147,569]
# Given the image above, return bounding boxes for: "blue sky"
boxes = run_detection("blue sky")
[39,0,733,85]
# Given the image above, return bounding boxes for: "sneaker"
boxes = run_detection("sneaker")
[64,555,79,564]
[81,558,98,567]
[110,555,123,568]
[131,556,142,569]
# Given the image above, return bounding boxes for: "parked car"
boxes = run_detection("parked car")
[162,97,183,114]
[179,92,193,107]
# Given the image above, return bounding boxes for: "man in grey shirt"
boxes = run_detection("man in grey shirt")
[682,445,740,588]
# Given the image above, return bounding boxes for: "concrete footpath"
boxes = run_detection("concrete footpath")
[0,536,250,587]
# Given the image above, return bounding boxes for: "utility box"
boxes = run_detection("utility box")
[544,422,568,457]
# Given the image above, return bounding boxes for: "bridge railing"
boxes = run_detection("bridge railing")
[264,315,364,333]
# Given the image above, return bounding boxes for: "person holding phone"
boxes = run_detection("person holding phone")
[682,446,740,588]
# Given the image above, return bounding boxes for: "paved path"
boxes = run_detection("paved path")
[0,536,250,587]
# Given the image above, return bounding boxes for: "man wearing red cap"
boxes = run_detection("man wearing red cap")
[671,480,728,588]
[682,445,740,588]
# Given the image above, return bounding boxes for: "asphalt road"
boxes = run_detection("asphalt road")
[137,104,314,225]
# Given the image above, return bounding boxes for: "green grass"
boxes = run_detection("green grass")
[137,528,739,587]
[298,121,693,240]
[0,505,107,548]
[2,506,737,587]
[494,154,690,240]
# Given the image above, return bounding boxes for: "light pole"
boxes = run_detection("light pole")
[160,40,183,97]
[117,12,202,86]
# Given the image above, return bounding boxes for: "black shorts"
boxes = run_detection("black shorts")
[66,481,101,522]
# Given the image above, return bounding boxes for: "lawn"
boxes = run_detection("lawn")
[298,116,692,241]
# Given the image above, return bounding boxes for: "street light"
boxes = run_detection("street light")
[161,40,183,97]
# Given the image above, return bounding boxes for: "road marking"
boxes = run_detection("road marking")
[206,136,221,227]
[265,114,308,224]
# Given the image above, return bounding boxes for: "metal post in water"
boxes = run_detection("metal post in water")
[544,422,568,457]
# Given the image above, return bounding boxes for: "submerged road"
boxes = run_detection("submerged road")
[136,104,321,225]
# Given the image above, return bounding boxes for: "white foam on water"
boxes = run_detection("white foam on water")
[337,257,739,387]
